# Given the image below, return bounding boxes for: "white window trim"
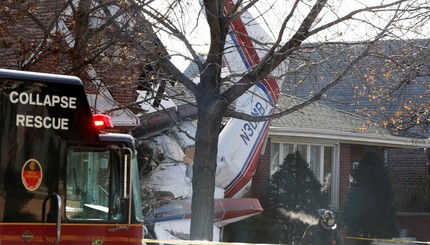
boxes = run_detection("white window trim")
[270,141,340,208]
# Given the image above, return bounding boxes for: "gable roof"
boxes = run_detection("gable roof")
[283,39,430,138]
[176,39,430,148]
[270,96,430,148]
[272,96,383,134]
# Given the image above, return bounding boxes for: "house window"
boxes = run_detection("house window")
[310,145,321,178]
[270,143,295,173]
[270,143,280,173]
[269,142,338,207]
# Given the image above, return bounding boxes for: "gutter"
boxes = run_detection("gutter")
[269,127,430,149]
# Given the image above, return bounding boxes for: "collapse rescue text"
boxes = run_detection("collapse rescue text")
[9,91,77,130]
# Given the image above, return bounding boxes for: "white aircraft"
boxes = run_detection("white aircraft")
[132,0,286,241]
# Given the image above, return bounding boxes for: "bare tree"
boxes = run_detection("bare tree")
[133,0,430,240]
[2,0,430,241]
[0,0,161,113]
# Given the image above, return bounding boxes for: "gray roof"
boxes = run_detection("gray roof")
[270,96,430,148]
[283,39,430,137]
[180,39,430,141]
[271,95,386,135]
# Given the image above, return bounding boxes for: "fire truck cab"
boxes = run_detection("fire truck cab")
[0,69,146,244]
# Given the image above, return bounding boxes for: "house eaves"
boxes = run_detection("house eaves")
[270,127,430,149]
[270,95,430,148]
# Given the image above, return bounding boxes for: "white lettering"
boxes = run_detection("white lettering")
[8,92,77,109]
[25,114,33,127]
[43,95,52,107]
[16,114,25,126]
[35,93,43,106]
[10,92,75,131]
[15,114,69,130]
[51,95,60,107]
[9,91,19,103]
[62,118,69,130]
[19,92,29,104]
[28,93,37,106]
[60,96,69,108]
[34,115,43,128]
[240,102,267,145]
[69,97,76,109]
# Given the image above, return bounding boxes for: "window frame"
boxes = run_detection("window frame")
[65,146,125,222]
[269,140,340,208]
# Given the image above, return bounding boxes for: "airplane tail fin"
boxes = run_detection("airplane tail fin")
[215,0,286,198]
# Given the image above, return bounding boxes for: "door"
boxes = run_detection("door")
[63,147,130,244]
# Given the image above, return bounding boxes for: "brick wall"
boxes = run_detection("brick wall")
[339,144,352,209]
[253,140,430,240]
[396,213,430,241]
[339,145,384,209]
[0,1,148,108]
[251,138,271,208]
[1,0,64,70]
[385,148,428,211]
[254,143,426,211]
[340,146,429,212]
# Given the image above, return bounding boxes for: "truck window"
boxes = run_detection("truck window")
[65,147,124,221]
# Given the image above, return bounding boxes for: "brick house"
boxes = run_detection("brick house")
[183,39,430,239]
[0,1,157,131]
[249,40,430,241]
[251,96,430,240]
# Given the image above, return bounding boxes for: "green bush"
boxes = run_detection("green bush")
[267,151,326,243]
[344,150,399,238]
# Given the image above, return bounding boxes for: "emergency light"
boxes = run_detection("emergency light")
[93,114,114,131]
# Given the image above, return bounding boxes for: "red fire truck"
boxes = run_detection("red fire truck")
[0,69,146,244]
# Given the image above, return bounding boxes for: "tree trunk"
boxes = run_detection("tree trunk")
[190,101,223,240]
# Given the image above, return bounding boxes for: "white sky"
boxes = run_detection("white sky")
[153,0,429,72]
